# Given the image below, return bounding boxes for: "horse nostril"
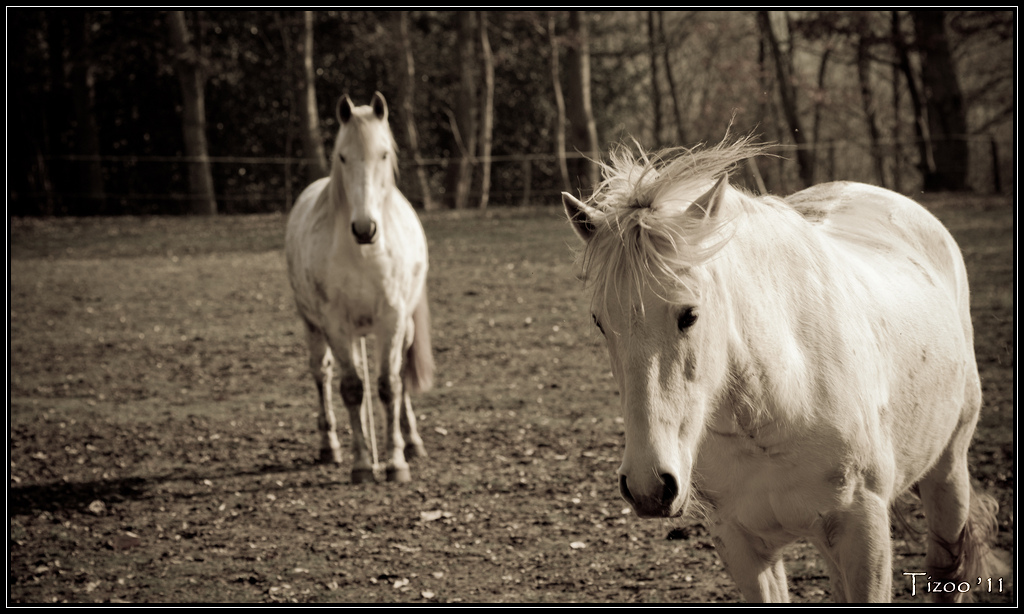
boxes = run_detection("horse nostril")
[351,220,378,244]
[619,474,635,506]
[660,473,679,507]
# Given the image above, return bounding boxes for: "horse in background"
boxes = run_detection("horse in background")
[286,92,434,484]
[562,139,1005,602]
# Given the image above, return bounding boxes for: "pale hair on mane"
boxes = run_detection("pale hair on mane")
[332,104,401,177]
[578,136,769,314]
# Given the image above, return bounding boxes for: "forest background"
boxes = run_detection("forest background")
[7,10,1015,217]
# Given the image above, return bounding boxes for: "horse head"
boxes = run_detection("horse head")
[564,163,737,519]
[332,92,397,245]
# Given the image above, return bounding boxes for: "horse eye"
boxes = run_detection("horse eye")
[382,152,388,160]
[338,153,346,164]
[677,307,698,331]
[592,314,605,336]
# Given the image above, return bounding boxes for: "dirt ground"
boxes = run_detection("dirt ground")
[8,195,1015,604]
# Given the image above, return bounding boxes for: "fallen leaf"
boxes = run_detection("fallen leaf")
[420,510,449,522]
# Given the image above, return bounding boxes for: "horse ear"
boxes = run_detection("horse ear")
[371,92,388,120]
[337,95,354,124]
[563,192,600,242]
[687,174,729,220]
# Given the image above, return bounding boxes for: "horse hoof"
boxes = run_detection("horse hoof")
[386,467,412,483]
[320,449,343,465]
[351,468,376,484]
[405,443,427,460]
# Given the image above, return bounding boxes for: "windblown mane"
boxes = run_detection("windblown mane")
[578,136,768,313]
[330,107,401,178]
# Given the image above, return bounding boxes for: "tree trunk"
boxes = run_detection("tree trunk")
[167,10,217,215]
[657,11,688,145]
[298,11,329,183]
[398,11,436,211]
[757,11,814,188]
[892,11,934,186]
[477,12,495,209]
[549,12,570,192]
[565,10,599,194]
[444,11,478,209]
[857,34,889,188]
[912,10,969,192]
[647,11,662,149]
[274,12,297,208]
[811,46,832,184]
[890,12,903,192]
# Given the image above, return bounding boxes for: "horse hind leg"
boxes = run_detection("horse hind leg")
[400,391,427,460]
[305,323,342,465]
[399,297,433,461]
[917,431,1005,601]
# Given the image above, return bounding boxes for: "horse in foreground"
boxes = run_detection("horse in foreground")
[286,92,434,483]
[562,140,1003,602]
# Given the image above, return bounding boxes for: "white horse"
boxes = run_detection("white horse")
[562,139,1003,602]
[286,92,434,484]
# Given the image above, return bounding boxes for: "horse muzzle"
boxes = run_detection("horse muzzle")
[351,220,378,244]
[619,471,687,518]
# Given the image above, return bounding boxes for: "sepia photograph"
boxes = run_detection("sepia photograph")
[9,10,1014,604]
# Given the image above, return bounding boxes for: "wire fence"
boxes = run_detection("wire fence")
[14,135,1013,216]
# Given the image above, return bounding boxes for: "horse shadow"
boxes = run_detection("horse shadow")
[9,458,344,518]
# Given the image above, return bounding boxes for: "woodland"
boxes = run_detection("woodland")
[7,10,1015,216]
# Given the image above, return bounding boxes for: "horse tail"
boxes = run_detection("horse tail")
[404,292,435,394]
[931,486,1008,602]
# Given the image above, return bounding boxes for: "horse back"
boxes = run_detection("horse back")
[786,181,969,308]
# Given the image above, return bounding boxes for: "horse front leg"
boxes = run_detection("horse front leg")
[305,323,341,465]
[712,521,790,602]
[332,338,375,484]
[378,325,411,483]
[815,489,893,602]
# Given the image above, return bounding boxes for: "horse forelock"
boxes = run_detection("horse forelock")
[331,105,399,175]
[579,137,765,315]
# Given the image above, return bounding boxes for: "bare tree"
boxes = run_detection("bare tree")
[758,11,814,188]
[167,10,217,215]
[277,11,329,204]
[549,12,570,192]
[444,11,478,209]
[565,10,599,193]
[477,12,495,209]
[397,11,436,210]
[647,11,663,148]
[298,12,328,182]
[856,31,890,188]
[657,11,688,145]
[912,10,969,191]
[892,11,935,186]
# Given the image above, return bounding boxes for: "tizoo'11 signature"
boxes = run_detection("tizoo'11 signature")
[903,572,1004,597]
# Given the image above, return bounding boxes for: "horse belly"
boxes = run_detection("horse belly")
[844,256,972,496]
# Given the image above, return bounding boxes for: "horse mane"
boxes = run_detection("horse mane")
[330,105,401,177]
[578,136,769,314]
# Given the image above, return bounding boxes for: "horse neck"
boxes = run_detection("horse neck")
[709,197,826,427]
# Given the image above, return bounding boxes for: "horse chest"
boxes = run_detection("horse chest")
[316,261,397,327]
